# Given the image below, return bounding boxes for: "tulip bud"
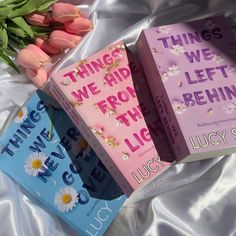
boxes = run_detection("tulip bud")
[25,44,51,64]
[52,3,80,23]
[26,67,48,88]
[25,13,50,27]
[48,30,81,49]
[35,38,61,55]
[64,17,93,36]
[17,44,51,69]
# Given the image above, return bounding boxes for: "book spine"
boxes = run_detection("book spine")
[50,80,133,195]
[136,32,189,162]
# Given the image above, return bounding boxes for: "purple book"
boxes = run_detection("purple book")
[137,16,236,162]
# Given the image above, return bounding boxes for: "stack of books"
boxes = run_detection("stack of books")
[1,15,235,235]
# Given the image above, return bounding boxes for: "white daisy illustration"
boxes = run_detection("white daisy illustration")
[172,100,186,114]
[90,127,97,134]
[229,65,236,74]
[54,187,78,213]
[156,26,169,34]
[204,19,216,29]
[160,73,168,82]
[106,110,115,117]
[212,54,223,64]
[167,65,180,76]
[170,45,185,55]
[122,153,129,161]
[24,152,48,177]
[223,103,236,114]
[14,106,28,123]
[116,121,123,127]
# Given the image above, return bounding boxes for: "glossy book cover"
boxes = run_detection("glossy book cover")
[137,15,236,162]
[50,41,172,196]
[0,90,126,236]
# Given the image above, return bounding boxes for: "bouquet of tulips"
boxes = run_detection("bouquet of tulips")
[0,0,93,87]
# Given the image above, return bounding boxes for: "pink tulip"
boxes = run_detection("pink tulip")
[48,30,81,49]
[17,44,51,69]
[25,13,50,27]
[25,44,51,62]
[52,3,80,23]
[64,17,93,36]
[35,38,61,55]
[26,67,48,88]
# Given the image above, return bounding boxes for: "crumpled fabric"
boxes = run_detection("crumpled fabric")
[1,0,236,235]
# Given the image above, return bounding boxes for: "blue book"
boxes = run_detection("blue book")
[0,90,126,236]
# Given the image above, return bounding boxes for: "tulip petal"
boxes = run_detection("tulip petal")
[35,38,61,55]
[25,13,50,27]
[25,44,51,65]
[64,17,93,36]
[26,67,48,88]
[52,3,80,23]
[17,49,41,69]
[48,30,81,49]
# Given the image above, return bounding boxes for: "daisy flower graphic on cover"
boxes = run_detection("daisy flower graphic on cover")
[172,100,186,114]
[24,152,48,177]
[212,54,223,64]
[228,65,236,74]
[14,106,28,123]
[156,26,170,34]
[54,187,79,213]
[167,65,180,76]
[170,44,185,55]
[160,72,169,82]
[223,103,236,114]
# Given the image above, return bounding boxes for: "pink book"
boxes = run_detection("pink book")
[136,15,236,163]
[50,41,173,196]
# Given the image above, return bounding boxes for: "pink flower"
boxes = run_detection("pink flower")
[25,13,50,27]
[26,44,51,65]
[35,38,61,55]
[64,17,93,36]
[17,44,51,69]
[48,30,81,49]
[26,67,48,88]
[52,3,80,23]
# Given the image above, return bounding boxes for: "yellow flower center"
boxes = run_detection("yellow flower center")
[79,139,88,150]
[31,159,42,169]
[62,194,72,204]
[17,110,24,118]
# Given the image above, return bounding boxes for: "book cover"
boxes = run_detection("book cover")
[0,90,126,236]
[136,15,236,162]
[50,41,172,196]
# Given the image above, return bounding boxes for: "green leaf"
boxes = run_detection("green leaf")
[0,0,23,5]
[11,17,33,37]
[8,32,26,48]
[7,26,26,38]
[37,0,57,12]
[0,27,8,49]
[4,48,17,57]
[0,49,19,73]
[31,25,53,37]
[7,43,18,54]
[7,0,38,17]
[0,7,10,19]
[31,25,52,34]
[30,25,53,38]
